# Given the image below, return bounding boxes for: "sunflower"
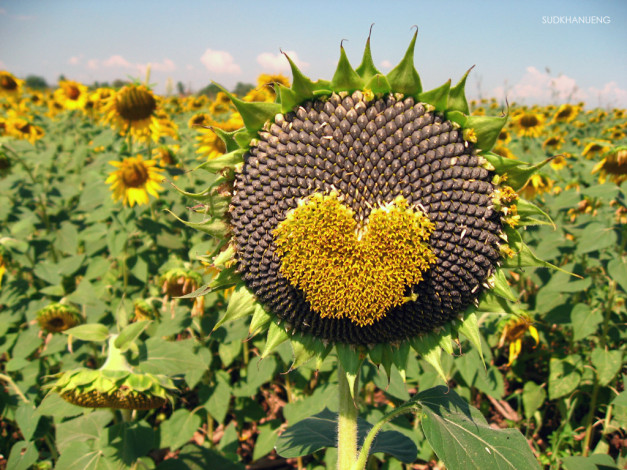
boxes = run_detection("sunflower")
[492,144,516,160]
[50,336,175,410]
[592,146,627,184]
[550,155,568,171]
[160,268,205,317]
[171,33,557,375]
[520,173,554,199]
[543,135,564,150]
[37,303,83,333]
[188,112,212,129]
[498,312,539,366]
[153,144,180,167]
[243,87,275,103]
[104,84,166,143]
[106,155,164,207]
[5,115,45,144]
[513,111,545,138]
[582,140,611,159]
[132,299,160,322]
[0,246,7,287]
[0,71,23,98]
[257,73,290,96]
[54,79,89,111]
[497,128,511,145]
[209,92,235,115]
[550,103,579,124]
[184,95,209,112]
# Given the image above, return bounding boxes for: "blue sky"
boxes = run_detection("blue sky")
[1,0,626,106]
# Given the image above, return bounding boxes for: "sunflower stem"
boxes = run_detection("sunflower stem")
[337,363,358,470]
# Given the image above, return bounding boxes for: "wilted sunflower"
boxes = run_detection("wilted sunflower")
[104,84,168,142]
[54,79,89,111]
[498,312,539,366]
[161,268,205,316]
[550,103,579,124]
[106,155,164,207]
[0,71,23,98]
[132,299,160,322]
[174,33,556,369]
[513,111,545,138]
[50,336,175,410]
[592,146,627,184]
[37,303,83,333]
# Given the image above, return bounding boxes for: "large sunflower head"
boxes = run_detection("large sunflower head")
[592,146,627,184]
[175,33,556,370]
[512,110,545,138]
[54,80,89,111]
[106,154,164,207]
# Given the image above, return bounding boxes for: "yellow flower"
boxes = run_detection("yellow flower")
[550,155,568,171]
[153,145,180,167]
[582,140,611,159]
[188,113,212,129]
[243,87,275,103]
[543,135,564,150]
[257,73,290,96]
[492,144,516,160]
[184,95,209,112]
[497,128,511,145]
[104,84,169,143]
[5,115,45,144]
[54,80,89,111]
[0,71,23,98]
[520,173,553,199]
[551,104,579,124]
[0,248,6,287]
[209,92,234,115]
[106,155,164,207]
[498,313,539,366]
[592,147,627,184]
[195,114,244,160]
[513,111,545,138]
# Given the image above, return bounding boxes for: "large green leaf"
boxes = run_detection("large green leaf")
[548,356,582,400]
[156,443,244,470]
[275,408,417,463]
[158,409,201,451]
[591,348,623,387]
[6,441,38,470]
[416,386,540,470]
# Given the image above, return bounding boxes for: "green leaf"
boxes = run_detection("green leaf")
[105,421,155,466]
[159,409,202,451]
[515,198,555,228]
[457,312,485,366]
[386,29,422,96]
[549,356,582,400]
[54,441,111,470]
[575,223,618,255]
[64,323,110,342]
[447,68,472,114]
[502,226,573,275]
[15,403,38,442]
[482,152,552,190]
[203,374,231,424]
[410,334,447,382]
[562,454,619,470]
[490,269,517,301]
[416,386,540,470]
[139,338,207,380]
[275,408,417,463]
[608,258,627,293]
[56,410,113,453]
[156,443,244,470]
[337,343,362,398]
[114,321,150,352]
[195,149,246,173]
[213,285,256,331]
[6,441,38,470]
[591,348,623,387]
[252,420,281,461]
[330,44,364,92]
[571,304,603,342]
[285,53,316,101]
[249,303,273,336]
[522,382,546,420]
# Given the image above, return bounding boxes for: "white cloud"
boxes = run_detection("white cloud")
[102,55,134,68]
[200,49,240,74]
[492,66,627,107]
[186,64,195,71]
[86,59,100,70]
[379,60,393,70]
[68,55,82,65]
[147,58,176,72]
[256,51,308,73]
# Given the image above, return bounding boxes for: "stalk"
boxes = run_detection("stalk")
[337,363,359,470]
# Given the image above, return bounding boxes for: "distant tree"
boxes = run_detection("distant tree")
[176,81,186,96]
[112,79,130,89]
[232,82,255,97]
[25,75,48,90]
[197,83,221,98]
[58,74,66,82]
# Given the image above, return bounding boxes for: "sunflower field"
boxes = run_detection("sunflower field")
[0,36,626,470]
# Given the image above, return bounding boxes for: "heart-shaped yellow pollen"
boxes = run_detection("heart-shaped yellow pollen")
[273,192,437,326]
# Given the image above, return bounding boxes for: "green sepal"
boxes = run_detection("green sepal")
[249,304,272,337]
[445,110,467,127]
[490,269,517,301]
[261,321,290,358]
[212,244,235,269]
[126,372,154,392]
[447,67,473,115]
[336,343,363,398]
[277,84,300,114]
[211,127,241,154]
[476,291,512,314]
[355,31,381,82]
[502,226,574,275]
[465,115,507,151]
[234,130,257,149]
[410,334,447,382]
[418,80,450,112]
[457,311,485,368]
[368,344,383,365]
[213,285,256,331]
[438,325,455,356]
[215,84,280,134]
[386,29,422,96]
[364,74,391,95]
[165,210,228,239]
[516,198,555,228]
[482,152,552,190]
[331,45,364,92]
[381,345,393,383]
[391,342,410,382]
[179,267,239,298]
[166,180,227,206]
[100,369,130,382]
[194,149,245,174]
[284,53,316,101]
[289,334,317,370]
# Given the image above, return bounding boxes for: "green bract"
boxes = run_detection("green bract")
[174,31,557,379]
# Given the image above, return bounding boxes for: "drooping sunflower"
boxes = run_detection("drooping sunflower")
[106,155,164,207]
[37,303,83,333]
[0,71,23,98]
[161,268,205,317]
[54,79,89,111]
[582,140,611,159]
[174,33,556,370]
[512,110,545,138]
[498,312,539,366]
[592,146,627,184]
[103,84,170,143]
